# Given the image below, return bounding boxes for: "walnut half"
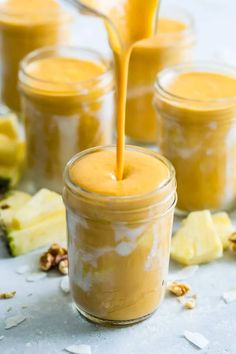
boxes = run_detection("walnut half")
[39,244,68,275]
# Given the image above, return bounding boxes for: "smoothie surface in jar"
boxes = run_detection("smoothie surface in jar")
[166,72,236,102]
[70,149,169,196]
[23,56,106,94]
[79,0,159,180]
[0,0,60,20]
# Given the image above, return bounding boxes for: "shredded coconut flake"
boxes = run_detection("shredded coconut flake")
[184,330,209,349]
[26,272,47,282]
[168,265,199,281]
[223,289,236,303]
[65,344,91,354]
[5,314,26,329]
[60,276,70,294]
[16,265,30,275]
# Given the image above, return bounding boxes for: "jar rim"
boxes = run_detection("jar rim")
[155,61,236,105]
[64,144,176,203]
[19,46,114,96]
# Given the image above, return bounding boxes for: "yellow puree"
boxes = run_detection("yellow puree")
[159,71,236,211]
[126,18,192,143]
[0,0,70,111]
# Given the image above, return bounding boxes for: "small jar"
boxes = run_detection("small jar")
[19,46,115,193]
[63,145,176,326]
[0,0,73,112]
[154,63,236,213]
[126,7,194,145]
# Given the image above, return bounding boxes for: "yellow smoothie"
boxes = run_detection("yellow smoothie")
[126,16,193,144]
[19,47,114,192]
[0,0,72,112]
[64,146,176,324]
[155,64,236,212]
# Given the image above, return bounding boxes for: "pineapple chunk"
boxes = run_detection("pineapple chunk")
[0,113,19,139]
[12,188,64,229]
[171,210,223,265]
[0,191,31,227]
[7,214,67,256]
[212,212,234,249]
[0,134,18,165]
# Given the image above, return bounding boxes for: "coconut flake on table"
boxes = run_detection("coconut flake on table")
[0,336,4,340]
[60,276,70,294]
[16,265,30,275]
[65,344,91,354]
[168,265,199,281]
[26,272,47,282]
[184,330,209,349]
[222,288,236,303]
[5,314,26,329]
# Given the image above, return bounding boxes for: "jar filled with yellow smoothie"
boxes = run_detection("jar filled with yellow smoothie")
[0,0,73,112]
[63,145,176,325]
[126,8,194,145]
[154,63,236,213]
[19,46,114,193]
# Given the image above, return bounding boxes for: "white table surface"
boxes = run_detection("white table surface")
[1,0,236,353]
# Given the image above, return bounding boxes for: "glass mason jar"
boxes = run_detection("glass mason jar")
[154,63,236,213]
[125,7,194,145]
[63,145,176,326]
[0,0,73,112]
[19,46,115,193]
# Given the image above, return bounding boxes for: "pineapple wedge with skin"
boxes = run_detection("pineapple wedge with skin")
[0,191,31,227]
[7,212,66,256]
[12,189,64,230]
[171,210,223,265]
[212,212,234,250]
